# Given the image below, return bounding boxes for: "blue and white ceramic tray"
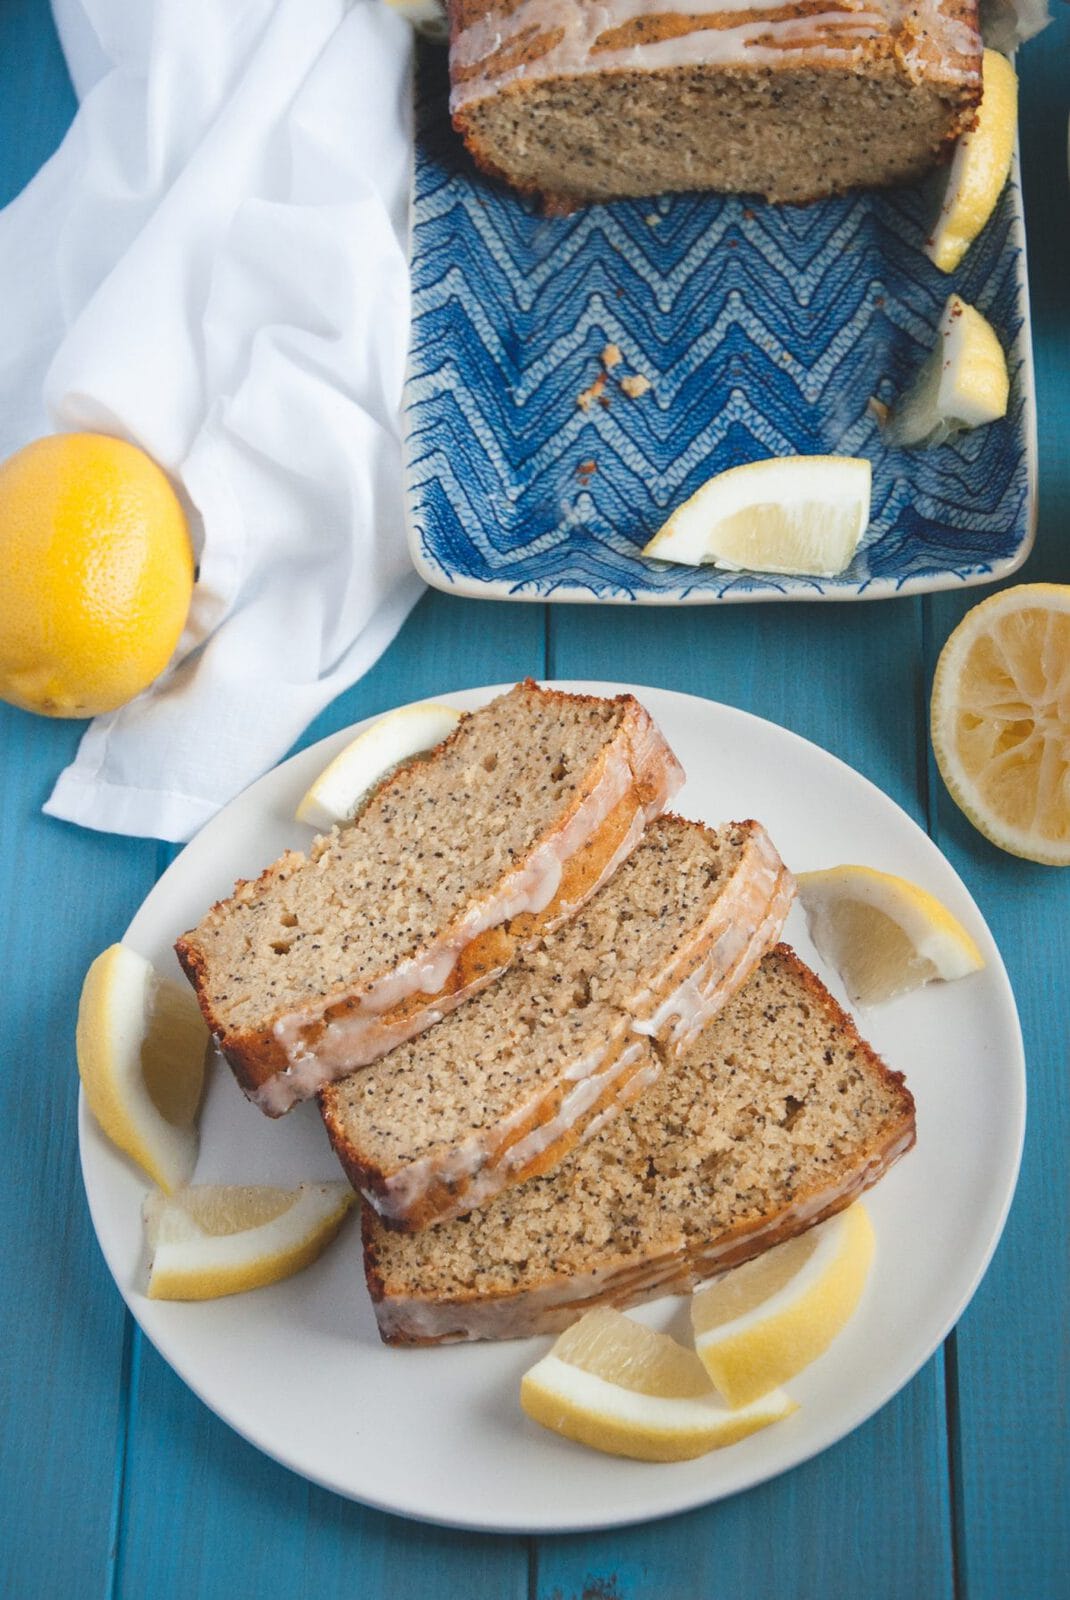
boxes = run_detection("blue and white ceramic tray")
[403,53,1036,604]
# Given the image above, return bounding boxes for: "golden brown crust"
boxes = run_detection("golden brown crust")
[591,4,858,52]
[367,1125,914,1344]
[449,0,981,81]
[448,1,983,212]
[176,681,683,1111]
[326,1031,656,1231]
[451,23,564,84]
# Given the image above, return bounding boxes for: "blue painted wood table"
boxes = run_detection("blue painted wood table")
[2,3,1067,1596]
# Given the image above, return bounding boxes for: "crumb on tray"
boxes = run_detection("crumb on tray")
[577,372,607,411]
[620,374,652,399]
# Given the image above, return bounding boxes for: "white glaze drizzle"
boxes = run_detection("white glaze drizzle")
[366,1034,653,1224]
[450,0,980,115]
[630,831,795,1053]
[254,705,683,1113]
[373,1122,916,1344]
[355,824,793,1227]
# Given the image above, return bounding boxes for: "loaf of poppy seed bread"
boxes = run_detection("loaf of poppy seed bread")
[448,0,982,209]
[321,815,794,1230]
[176,682,683,1115]
[363,946,916,1344]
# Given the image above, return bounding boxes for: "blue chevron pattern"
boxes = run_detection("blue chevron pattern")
[404,52,1034,604]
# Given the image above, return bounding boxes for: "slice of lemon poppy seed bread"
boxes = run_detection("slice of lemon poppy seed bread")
[362,946,915,1345]
[448,0,982,210]
[176,682,683,1115]
[321,815,794,1230]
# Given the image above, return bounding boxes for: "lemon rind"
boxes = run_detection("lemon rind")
[295,703,463,830]
[926,50,1018,275]
[77,944,203,1195]
[145,1183,355,1300]
[641,456,871,576]
[796,866,985,977]
[521,1356,796,1461]
[693,1205,874,1409]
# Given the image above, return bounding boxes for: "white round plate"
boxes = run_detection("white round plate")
[80,683,1025,1534]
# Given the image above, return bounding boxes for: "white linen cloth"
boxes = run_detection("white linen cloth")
[0,0,422,842]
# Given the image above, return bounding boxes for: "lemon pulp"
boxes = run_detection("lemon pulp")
[692,1205,875,1408]
[797,865,984,1004]
[296,702,463,830]
[931,584,1070,865]
[927,51,1018,274]
[144,1182,356,1300]
[521,1308,796,1461]
[77,944,208,1193]
[885,295,1008,449]
[642,456,871,578]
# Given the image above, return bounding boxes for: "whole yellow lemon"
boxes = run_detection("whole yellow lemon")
[0,433,194,718]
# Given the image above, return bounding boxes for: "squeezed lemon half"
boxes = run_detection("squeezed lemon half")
[930,584,1070,866]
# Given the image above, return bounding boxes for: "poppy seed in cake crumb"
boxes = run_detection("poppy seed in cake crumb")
[365,948,914,1345]
[450,3,981,210]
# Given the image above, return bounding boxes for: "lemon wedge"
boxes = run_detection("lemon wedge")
[520,1308,796,1461]
[77,944,208,1193]
[295,702,463,831]
[796,864,984,1005]
[931,584,1070,866]
[642,456,871,578]
[143,1182,355,1300]
[692,1206,874,1409]
[927,50,1017,274]
[383,0,448,38]
[884,295,1008,448]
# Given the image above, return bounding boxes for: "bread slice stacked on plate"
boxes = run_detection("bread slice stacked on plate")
[321,815,794,1230]
[365,947,915,1344]
[177,682,916,1344]
[177,681,683,1114]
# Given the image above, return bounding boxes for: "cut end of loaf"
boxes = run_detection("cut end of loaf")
[455,63,979,208]
[448,0,982,209]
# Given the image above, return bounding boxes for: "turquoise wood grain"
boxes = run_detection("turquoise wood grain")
[536,1400,954,1600]
[921,22,1070,1596]
[0,14,135,1600]
[0,710,160,1599]
[547,597,929,800]
[3,1,1066,1596]
[294,589,546,752]
[117,1337,530,1600]
[112,592,543,1600]
[542,600,955,1599]
[0,0,73,207]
